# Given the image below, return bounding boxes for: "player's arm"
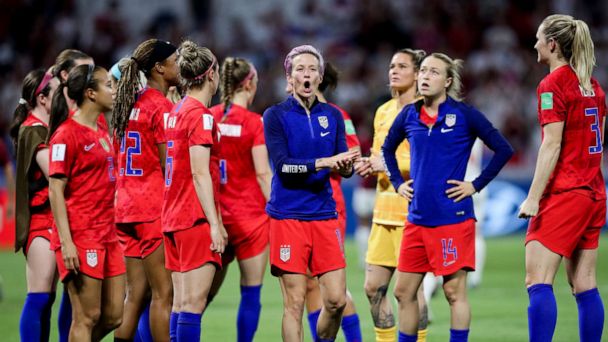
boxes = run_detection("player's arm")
[49,176,79,272]
[190,145,226,253]
[381,111,408,194]
[519,122,564,218]
[333,109,357,178]
[252,145,272,201]
[35,147,50,179]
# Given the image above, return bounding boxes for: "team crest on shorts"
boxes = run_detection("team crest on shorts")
[445,114,456,127]
[86,249,98,267]
[99,138,110,152]
[318,116,328,129]
[279,244,291,262]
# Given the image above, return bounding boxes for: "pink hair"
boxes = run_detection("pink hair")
[283,45,324,76]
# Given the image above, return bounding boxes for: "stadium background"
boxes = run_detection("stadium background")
[0,0,607,341]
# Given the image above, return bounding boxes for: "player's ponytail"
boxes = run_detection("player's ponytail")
[571,19,595,91]
[542,14,595,92]
[48,82,69,142]
[318,62,339,93]
[10,68,52,145]
[427,53,464,101]
[220,57,255,112]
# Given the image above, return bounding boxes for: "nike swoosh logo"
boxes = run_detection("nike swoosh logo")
[84,143,95,151]
[443,260,456,266]
[320,132,330,137]
[441,128,453,133]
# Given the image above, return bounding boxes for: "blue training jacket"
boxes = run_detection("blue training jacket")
[263,96,349,220]
[382,97,514,227]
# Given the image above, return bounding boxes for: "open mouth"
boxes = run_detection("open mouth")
[304,81,311,89]
[420,82,430,89]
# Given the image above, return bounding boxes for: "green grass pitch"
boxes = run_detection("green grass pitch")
[0,235,607,341]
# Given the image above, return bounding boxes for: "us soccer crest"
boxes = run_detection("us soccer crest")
[99,138,110,152]
[445,114,456,127]
[318,116,328,129]
[279,244,291,262]
[86,249,98,267]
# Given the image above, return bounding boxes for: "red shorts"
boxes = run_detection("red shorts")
[117,218,163,259]
[223,215,269,265]
[55,240,126,281]
[526,191,605,258]
[269,218,345,277]
[24,211,54,255]
[163,221,222,272]
[398,219,475,276]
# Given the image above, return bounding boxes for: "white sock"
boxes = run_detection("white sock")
[355,225,370,268]
[469,235,486,288]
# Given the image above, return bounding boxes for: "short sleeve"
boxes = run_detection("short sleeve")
[188,109,215,147]
[49,129,74,178]
[538,80,566,125]
[251,115,265,146]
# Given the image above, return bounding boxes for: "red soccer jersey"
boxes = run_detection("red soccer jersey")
[210,104,266,224]
[69,109,108,133]
[328,104,360,216]
[162,96,221,232]
[48,118,117,249]
[22,114,49,208]
[537,65,606,200]
[115,88,171,223]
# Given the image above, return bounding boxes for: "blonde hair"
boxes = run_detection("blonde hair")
[426,53,464,101]
[220,57,254,109]
[390,48,426,98]
[542,14,595,91]
[177,40,216,90]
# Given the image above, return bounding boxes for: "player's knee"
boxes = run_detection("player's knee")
[284,295,305,319]
[323,293,346,314]
[570,275,597,294]
[77,307,102,328]
[364,280,387,301]
[393,284,416,304]
[102,312,123,331]
[442,283,465,306]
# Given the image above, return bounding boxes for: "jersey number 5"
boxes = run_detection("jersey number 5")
[585,107,602,154]
[165,141,174,186]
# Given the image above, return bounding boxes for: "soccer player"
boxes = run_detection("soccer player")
[48,64,126,341]
[264,45,358,342]
[162,40,226,342]
[12,68,60,341]
[519,15,605,342]
[382,53,513,342]
[208,57,270,342]
[112,39,179,342]
[355,48,429,342]
[304,62,362,342]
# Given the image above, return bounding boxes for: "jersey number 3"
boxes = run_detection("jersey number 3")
[585,108,602,154]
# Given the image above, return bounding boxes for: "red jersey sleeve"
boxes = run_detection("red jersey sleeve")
[188,109,215,147]
[152,100,171,145]
[538,79,567,125]
[49,129,74,178]
[251,116,265,146]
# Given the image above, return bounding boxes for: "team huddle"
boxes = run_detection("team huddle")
[12,13,605,342]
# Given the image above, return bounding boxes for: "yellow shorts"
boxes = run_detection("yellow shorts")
[365,223,404,267]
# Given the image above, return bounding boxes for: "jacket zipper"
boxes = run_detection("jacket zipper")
[427,124,433,136]
[306,112,315,138]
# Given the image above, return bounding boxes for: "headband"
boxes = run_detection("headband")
[237,63,257,88]
[142,40,178,73]
[34,72,54,96]
[110,62,122,80]
[194,57,217,81]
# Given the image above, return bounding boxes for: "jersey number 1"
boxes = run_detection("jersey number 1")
[585,107,602,154]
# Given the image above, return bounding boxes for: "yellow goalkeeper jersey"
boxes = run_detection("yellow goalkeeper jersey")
[371,98,410,227]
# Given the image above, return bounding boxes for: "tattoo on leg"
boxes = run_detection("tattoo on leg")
[370,284,394,328]
[418,303,429,329]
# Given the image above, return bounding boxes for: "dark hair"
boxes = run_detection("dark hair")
[177,40,216,90]
[10,69,52,144]
[53,49,92,81]
[220,57,254,110]
[396,48,426,71]
[318,62,339,92]
[48,64,104,141]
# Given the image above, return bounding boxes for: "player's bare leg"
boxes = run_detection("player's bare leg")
[66,274,102,341]
[92,274,125,341]
[364,264,395,330]
[442,270,470,330]
[394,271,424,335]
[565,248,598,294]
[26,237,58,293]
[181,263,217,314]
[278,273,307,341]
[317,268,347,340]
[143,244,173,341]
[525,241,561,287]
[114,257,149,339]
[239,247,268,286]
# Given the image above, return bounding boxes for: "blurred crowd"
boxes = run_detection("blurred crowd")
[1,0,608,179]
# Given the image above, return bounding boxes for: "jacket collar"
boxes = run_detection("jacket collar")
[287,95,321,114]
[413,96,457,124]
